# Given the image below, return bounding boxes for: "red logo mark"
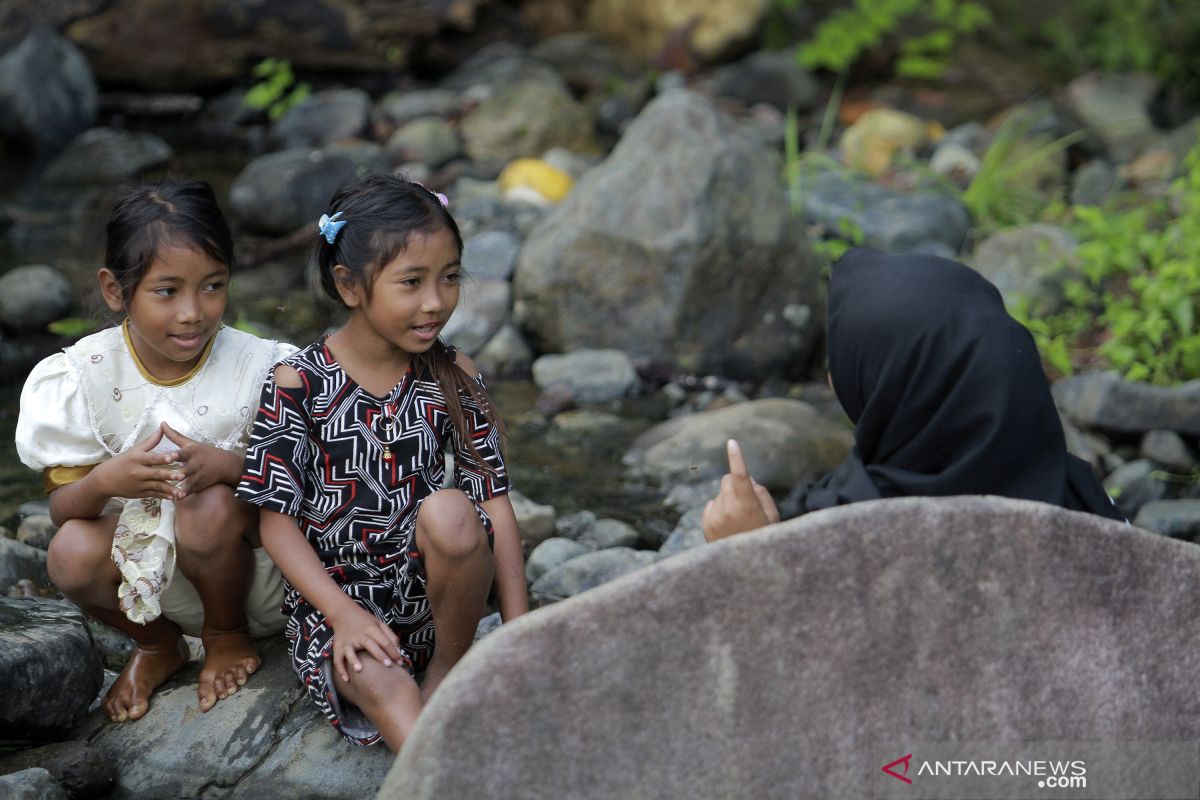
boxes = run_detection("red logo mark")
[883,754,914,784]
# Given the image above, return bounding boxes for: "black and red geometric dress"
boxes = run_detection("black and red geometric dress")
[235,338,508,745]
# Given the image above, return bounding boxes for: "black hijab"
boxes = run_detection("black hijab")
[798,248,1122,521]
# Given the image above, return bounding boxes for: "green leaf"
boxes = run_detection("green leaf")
[47,317,96,338]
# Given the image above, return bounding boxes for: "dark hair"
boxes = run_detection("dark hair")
[314,173,504,470]
[104,178,235,306]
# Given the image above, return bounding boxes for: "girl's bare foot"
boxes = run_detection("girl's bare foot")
[102,637,191,722]
[198,626,261,712]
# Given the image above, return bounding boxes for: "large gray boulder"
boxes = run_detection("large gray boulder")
[381,496,1200,799]
[1054,371,1200,436]
[515,90,823,380]
[625,397,852,490]
[0,27,97,152]
[77,637,393,799]
[229,144,389,235]
[0,597,103,740]
[40,128,172,186]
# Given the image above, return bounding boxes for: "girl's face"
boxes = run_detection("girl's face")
[337,226,462,358]
[99,244,229,382]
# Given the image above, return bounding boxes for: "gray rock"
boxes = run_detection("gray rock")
[16,515,56,551]
[803,168,970,255]
[381,496,1200,800]
[530,32,645,98]
[1062,418,1110,470]
[442,43,562,93]
[577,518,640,550]
[0,265,72,334]
[0,28,97,152]
[0,768,67,800]
[929,140,982,184]
[627,398,853,490]
[272,88,371,149]
[516,90,821,380]
[0,538,50,594]
[658,527,706,557]
[475,611,502,640]
[40,127,172,186]
[526,537,591,585]
[85,618,134,671]
[0,741,114,799]
[555,510,597,542]
[969,224,1078,315]
[1071,159,1119,206]
[509,490,556,549]
[706,48,819,112]
[551,410,627,437]
[1140,430,1197,472]
[230,145,389,235]
[541,147,601,180]
[1134,499,1200,542]
[77,636,392,798]
[0,597,103,740]
[463,230,521,281]
[1054,371,1200,436]
[18,500,51,518]
[529,547,658,606]
[375,89,460,127]
[386,117,462,169]
[1065,73,1161,161]
[532,349,638,404]
[1103,459,1168,519]
[461,77,595,163]
[440,279,511,356]
[473,323,534,379]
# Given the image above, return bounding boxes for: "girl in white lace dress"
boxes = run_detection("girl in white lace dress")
[16,179,295,722]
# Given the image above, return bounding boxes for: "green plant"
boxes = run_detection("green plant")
[47,317,98,339]
[242,58,311,121]
[1014,136,1200,385]
[798,0,992,79]
[1041,0,1200,98]
[959,109,1083,233]
[782,80,863,262]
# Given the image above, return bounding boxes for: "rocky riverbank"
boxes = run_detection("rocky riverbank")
[2,2,1199,796]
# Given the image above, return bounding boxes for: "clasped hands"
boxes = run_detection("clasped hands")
[93,422,240,502]
[702,439,781,542]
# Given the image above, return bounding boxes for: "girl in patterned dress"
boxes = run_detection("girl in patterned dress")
[236,174,527,750]
[17,179,296,722]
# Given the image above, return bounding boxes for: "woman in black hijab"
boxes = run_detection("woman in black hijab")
[703,248,1122,541]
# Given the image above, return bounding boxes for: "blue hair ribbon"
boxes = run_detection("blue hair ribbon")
[318,211,347,244]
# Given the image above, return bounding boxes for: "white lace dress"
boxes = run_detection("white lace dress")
[16,322,296,624]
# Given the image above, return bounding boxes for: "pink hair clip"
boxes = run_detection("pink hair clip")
[414,180,449,208]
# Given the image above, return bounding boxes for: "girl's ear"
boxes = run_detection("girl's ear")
[97,268,125,313]
[332,265,363,309]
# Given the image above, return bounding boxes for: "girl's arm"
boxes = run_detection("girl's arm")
[47,426,180,527]
[481,495,528,621]
[259,509,404,681]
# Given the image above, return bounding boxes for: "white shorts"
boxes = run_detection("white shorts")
[158,547,287,638]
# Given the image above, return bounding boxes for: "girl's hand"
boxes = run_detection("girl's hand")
[327,603,405,683]
[93,426,182,500]
[702,439,781,542]
[161,423,241,499]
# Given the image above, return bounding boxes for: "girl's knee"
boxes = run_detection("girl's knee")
[417,490,485,560]
[47,520,112,592]
[175,485,252,556]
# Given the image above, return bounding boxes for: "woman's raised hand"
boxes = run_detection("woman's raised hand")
[92,425,182,501]
[328,603,405,683]
[702,439,781,542]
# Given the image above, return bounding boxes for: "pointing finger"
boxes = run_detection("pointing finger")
[726,439,750,479]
